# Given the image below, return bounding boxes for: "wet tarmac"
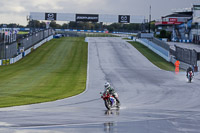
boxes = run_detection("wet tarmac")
[0,37,200,133]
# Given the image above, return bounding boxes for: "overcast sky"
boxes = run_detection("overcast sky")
[0,0,200,26]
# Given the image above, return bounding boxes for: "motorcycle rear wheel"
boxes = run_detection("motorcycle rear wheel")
[189,77,192,83]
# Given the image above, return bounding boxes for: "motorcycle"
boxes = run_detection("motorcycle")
[100,90,120,110]
[187,71,193,83]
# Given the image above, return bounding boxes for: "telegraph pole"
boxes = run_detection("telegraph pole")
[149,5,151,33]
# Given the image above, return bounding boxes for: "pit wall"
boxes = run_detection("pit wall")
[0,35,53,66]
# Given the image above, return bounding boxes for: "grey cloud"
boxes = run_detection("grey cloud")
[0,0,199,25]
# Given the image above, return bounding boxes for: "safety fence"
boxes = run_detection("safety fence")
[0,35,53,66]
[19,29,53,50]
[193,34,200,45]
[0,29,54,59]
[175,46,198,66]
[0,42,5,59]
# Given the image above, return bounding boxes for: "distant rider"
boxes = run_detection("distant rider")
[186,66,194,77]
[104,82,120,105]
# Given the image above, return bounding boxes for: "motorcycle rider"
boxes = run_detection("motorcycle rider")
[186,66,194,77]
[104,82,120,105]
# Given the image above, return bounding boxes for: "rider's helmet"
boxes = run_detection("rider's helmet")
[188,65,193,71]
[104,82,110,89]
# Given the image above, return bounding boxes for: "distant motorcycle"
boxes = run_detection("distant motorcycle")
[100,90,120,110]
[187,71,193,83]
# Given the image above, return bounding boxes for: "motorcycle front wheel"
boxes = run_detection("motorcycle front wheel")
[105,100,111,110]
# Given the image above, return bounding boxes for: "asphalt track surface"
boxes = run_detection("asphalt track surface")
[1,37,200,133]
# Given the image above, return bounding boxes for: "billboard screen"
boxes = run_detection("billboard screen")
[76,14,99,22]
[45,13,57,20]
[118,15,130,23]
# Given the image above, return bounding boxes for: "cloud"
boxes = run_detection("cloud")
[0,0,198,25]
[0,13,27,25]
[0,1,26,14]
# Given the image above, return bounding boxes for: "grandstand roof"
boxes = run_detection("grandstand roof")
[164,13,192,18]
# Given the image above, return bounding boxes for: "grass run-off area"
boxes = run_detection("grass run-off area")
[0,37,87,108]
[129,41,175,71]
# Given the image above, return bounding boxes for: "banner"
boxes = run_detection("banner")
[169,18,177,22]
[45,13,57,20]
[76,14,99,22]
[118,15,130,23]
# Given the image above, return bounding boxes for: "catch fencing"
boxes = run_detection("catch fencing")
[0,35,53,65]
[175,46,198,66]
[0,42,5,59]
[19,29,53,50]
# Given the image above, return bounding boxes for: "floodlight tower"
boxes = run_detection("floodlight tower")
[27,15,33,33]
[149,5,151,33]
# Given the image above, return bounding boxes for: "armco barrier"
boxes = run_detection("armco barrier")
[136,38,170,62]
[24,47,32,57]
[34,35,53,49]
[10,54,22,64]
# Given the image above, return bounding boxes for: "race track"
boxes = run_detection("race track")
[1,37,200,133]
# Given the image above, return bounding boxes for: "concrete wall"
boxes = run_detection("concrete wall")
[136,38,170,62]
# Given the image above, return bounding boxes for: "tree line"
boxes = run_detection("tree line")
[1,20,156,33]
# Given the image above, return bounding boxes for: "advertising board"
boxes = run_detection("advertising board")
[45,13,57,20]
[76,14,99,22]
[118,15,130,23]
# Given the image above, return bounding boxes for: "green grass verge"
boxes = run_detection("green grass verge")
[129,41,175,71]
[123,38,132,40]
[0,37,87,108]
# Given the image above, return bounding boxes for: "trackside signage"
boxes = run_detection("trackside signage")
[76,14,99,22]
[45,13,57,20]
[169,18,177,22]
[118,15,130,23]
